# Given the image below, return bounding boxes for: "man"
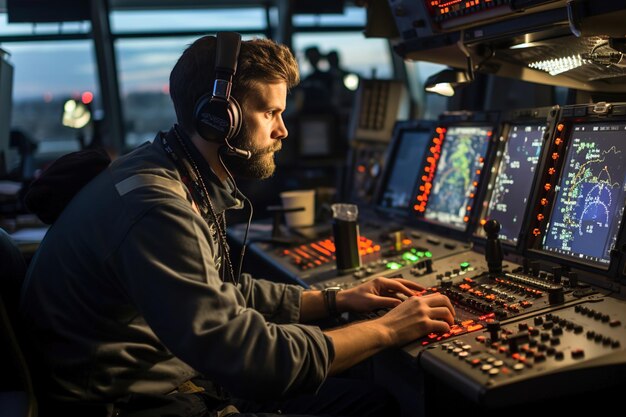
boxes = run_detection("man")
[20,34,455,417]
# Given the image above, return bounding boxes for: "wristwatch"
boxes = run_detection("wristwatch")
[322,286,342,317]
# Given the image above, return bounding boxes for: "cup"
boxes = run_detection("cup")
[331,203,361,274]
[280,189,315,228]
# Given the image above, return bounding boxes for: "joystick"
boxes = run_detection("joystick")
[483,219,503,274]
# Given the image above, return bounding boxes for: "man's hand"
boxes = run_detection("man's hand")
[325,286,456,373]
[336,277,426,313]
[376,292,456,346]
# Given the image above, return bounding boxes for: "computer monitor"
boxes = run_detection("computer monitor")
[541,121,626,268]
[0,51,13,176]
[377,121,434,211]
[422,125,493,231]
[477,123,546,245]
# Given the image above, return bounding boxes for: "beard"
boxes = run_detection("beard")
[222,122,281,180]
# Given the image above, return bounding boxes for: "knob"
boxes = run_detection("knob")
[548,286,565,305]
[530,261,540,277]
[508,331,530,353]
[483,220,503,274]
[568,271,579,287]
[552,266,562,284]
[424,258,434,274]
[487,320,501,342]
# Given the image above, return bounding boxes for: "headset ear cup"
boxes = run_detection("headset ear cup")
[194,95,233,143]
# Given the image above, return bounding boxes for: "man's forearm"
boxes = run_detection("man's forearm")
[299,290,327,322]
[324,320,392,374]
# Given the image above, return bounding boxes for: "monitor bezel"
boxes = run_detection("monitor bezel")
[373,119,436,218]
[526,102,626,276]
[473,106,557,251]
[410,111,500,240]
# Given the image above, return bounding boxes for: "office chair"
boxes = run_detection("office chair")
[0,227,37,417]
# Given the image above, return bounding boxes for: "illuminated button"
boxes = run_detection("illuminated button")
[386,262,403,270]
[470,358,481,367]
[402,252,419,262]
[453,348,463,354]
[493,360,504,367]
[458,351,469,358]
[513,363,525,371]
[488,368,500,376]
[460,262,470,271]
[481,364,493,372]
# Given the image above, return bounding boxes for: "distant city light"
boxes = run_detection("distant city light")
[62,98,91,129]
[343,73,359,91]
[81,91,94,104]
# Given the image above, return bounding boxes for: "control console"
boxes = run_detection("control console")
[419,295,626,407]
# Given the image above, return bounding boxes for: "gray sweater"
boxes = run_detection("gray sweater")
[20,131,333,403]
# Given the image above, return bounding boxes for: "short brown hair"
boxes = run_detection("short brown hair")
[169,35,299,136]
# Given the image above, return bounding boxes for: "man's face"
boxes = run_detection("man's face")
[225,81,288,180]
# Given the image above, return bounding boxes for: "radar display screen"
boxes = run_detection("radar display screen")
[379,129,431,210]
[424,125,492,230]
[542,122,626,267]
[481,124,545,244]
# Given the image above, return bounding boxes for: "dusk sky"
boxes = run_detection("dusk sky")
[1,7,396,102]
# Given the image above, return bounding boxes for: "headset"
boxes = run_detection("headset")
[193,31,251,159]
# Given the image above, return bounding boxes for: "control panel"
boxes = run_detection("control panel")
[244,222,472,288]
[419,295,626,407]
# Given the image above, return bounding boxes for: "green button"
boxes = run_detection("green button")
[386,261,403,270]
[402,252,419,262]
[460,262,470,270]
[425,251,433,258]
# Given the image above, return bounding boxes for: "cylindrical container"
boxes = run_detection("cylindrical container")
[331,203,361,274]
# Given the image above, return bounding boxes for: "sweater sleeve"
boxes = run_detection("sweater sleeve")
[112,201,334,400]
[236,274,302,324]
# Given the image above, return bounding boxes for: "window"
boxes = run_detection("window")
[110,8,267,34]
[294,33,392,79]
[293,7,365,27]
[405,61,449,120]
[0,13,90,36]
[2,40,99,174]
